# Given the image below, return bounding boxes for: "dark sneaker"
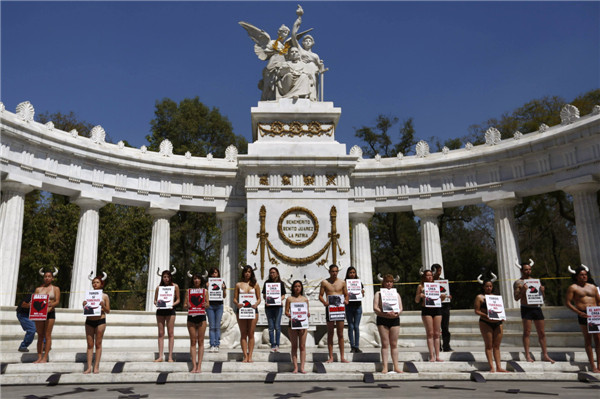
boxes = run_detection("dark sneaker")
[355,348,363,353]
[18,347,29,352]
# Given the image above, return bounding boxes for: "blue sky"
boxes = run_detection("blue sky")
[2,1,598,154]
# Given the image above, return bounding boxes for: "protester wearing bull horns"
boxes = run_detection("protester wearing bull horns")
[512,258,554,363]
[431,264,453,352]
[234,264,261,363]
[33,267,60,364]
[565,264,600,373]
[83,271,110,374]
[154,266,180,362]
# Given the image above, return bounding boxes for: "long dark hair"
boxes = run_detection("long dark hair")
[345,266,359,280]
[267,267,281,283]
[241,265,257,287]
[160,270,173,286]
[291,280,304,296]
[208,267,220,277]
[191,273,205,288]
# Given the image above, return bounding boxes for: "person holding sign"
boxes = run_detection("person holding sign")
[154,268,180,362]
[262,267,286,352]
[373,274,403,374]
[184,272,208,373]
[345,266,364,353]
[285,280,310,374]
[206,267,226,353]
[33,268,60,363]
[82,272,110,374]
[15,289,36,353]
[414,269,445,362]
[431,264,453,352]
[319,264,350,363]
[512,259,554,363]
[565,264,600,373]
[234,265,261,363]
[474,273,508,373]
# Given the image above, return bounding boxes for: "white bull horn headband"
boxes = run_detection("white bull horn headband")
[88,271,107,281]
[39,267,59,277]
[477,273,497,284]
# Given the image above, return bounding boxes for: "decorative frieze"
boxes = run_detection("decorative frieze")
[90,126,106,144]
[16,101,34,122]
[485,127,501,146]
[560,104,580,125]
[258,121,334,137]
[416,140,429,158]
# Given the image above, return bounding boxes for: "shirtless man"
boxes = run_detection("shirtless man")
[513,260,554,363]
[319,265,349,363]
[565,265,600,373]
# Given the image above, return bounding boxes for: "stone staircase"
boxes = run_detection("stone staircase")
[2,306,597,385]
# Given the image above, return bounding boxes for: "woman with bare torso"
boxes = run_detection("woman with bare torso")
[33,268,60,363]
[234,265,261,363]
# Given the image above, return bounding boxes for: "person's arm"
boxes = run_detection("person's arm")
[173,284,181,307]
[373,292,383,316]
[101,293,110,314]
[564,285,585,317]
[233,283,240,309]
[204,288,209,309]
[415,285,423,304]
[281,282,286,302]
[183,289,189,310]
[319,282,327,307]
[474,295,487,319]
[306,297,310,318]
[285,297,291,318]
[222,282,227,299]
[154,286,159,306]
[513,280,525,301]
[262,282,267,302]
[50,287,60,310]
[397,293,403,314]
[253,284,261,308]
[343,281,349,305]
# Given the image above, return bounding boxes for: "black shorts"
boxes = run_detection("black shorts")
[187,315,206,324]
[421,307,442,317]
[85,318,106,328]
[578,316,588,326]
[479,319,503,330]
[376,316,400,328]
[521,306,544,321]
[156,308,176,317]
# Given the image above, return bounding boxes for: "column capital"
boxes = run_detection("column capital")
[71,196,105,211]
[486,198,521,210]
[413,208,443,219]
[349,212,373,223]
[1,181,35,195]
[147,207,177,219]
[559,180,600,195]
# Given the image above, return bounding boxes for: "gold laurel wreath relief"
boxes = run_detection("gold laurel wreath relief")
[258,121,334,137]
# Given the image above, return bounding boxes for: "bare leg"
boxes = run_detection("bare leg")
[155,315,166,362]
[580,325,600,373]
[594,334,600,373]
[299,329,307,373]
[290,329,299,373]
[93,323,106,373]
[493,325,508,372]
[377,325,390,373]
[238,316,249,362]
[166,314,176,362]
[247,315,258,363]
[84,323,95,373]
[34,321,45,363]
[389,325,403,373]
[326,321,335,363]
[433,316,443,362]
[533,319,554,363]
[422,316,435,362]
[197,321,206,372]
[522,319,533,362]
[336,321,349,363]
[40,319,55,363]
[188,323,198,372]
[479,321,494,372]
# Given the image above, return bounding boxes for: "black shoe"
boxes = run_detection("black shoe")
[350,347,356,353]
[355,348,362,353]
[18,347,29,352]
[443,347,453,352]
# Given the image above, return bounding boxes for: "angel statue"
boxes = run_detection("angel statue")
[239,6,324,101]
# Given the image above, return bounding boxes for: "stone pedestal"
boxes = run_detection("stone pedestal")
[145,208,176,311]
[68,197,105,309]
[0,182,34,306]
[488,199,521,309]
[218,212,242,307]
[414,209,444,275]
[561,181,600,274]
[350,212,374,313]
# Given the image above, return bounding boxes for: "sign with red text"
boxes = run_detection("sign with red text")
[265,283,282,306]
[587,306,600,334]
[380,288,400,313]
[29,294,49,321]
[290,302,309,329]
[239,293,256,319]
[435,279,451,303]
[328,295,345,321]
[346,279,363,301]
[84,290,103,316]
[485,295,507,321]
[524,279,543,305]
[208,278,224,301]
[156,286,174,309]
[424,283,442,308]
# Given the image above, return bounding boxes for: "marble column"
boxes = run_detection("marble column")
[145,208,176,311]
[68,197,105,309]
[0,182,34,306]
[350,212,374,313]
[217,212,242,308]
[487,199,521,309]
[414,209,444,276]
[562,182,600,273]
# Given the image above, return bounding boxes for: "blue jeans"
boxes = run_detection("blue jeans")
[206,303,223,347]
[265,306,283,348]
[17,312,36,349]
[345,305,362,348]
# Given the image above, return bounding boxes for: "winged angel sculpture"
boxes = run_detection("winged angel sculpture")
[239,5,326,101]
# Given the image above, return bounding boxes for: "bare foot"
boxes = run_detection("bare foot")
[93,369,100,374]
[247,358,253,363]
[293,370,298,374]
[33,358,42,364]
[394,369,404,373]
[436,359,444,362]
[341,358,350,363]
[542,355,555,364]
[168,358,174,363]
[300,370,306,374]
[526,356,534,363]
[38,359,47,364]
[591,367,600,373]
[83,368,91,374]
[381,370,388,374]
[325,358,334,363]
[429,358,436,363]
[497,368,509,372]
[154,358,163,362]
